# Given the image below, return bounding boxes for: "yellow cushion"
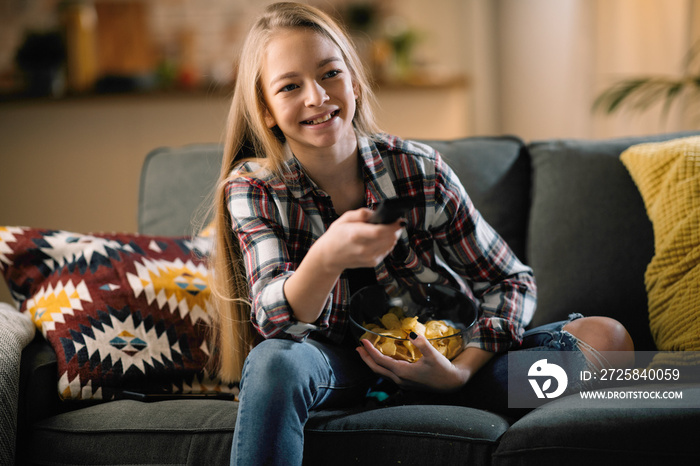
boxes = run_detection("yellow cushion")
[620,136,700,354]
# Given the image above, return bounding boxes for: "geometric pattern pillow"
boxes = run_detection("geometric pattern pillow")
[0,226,236,400]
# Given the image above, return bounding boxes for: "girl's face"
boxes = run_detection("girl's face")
[260,28,358,158]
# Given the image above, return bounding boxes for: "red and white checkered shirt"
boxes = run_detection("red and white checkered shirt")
[226,134,536,353]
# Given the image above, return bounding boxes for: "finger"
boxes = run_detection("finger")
[408,332,443,361]
[361,339,416,377]
[394,217,408,227]
[370,222,405,249]
[356,228,402,261]
[338,207,372,223]
[359,338,399,368]
[356,342,403,385]
[382,217,407,233]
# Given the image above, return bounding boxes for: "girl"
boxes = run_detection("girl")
[209,3,634,465]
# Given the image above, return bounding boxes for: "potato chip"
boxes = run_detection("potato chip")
[446,335,463,359]
[400,317,426,337]
[425,320,450,339]
[380,312,401,330]
[402,340,422,361]
[378,338,397,356]
[360,331,381,346]
[393,344,412,361]
[400,316,417,330]
[379,329,405,339]
[362,311,463,362]
[365,323,380,332]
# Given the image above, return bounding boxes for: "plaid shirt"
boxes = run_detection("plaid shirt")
[226,134,536,353]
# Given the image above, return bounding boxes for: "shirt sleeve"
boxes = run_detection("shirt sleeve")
[429,153,537,353]
[225,175,331,341]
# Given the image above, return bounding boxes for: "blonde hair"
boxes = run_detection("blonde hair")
[209,2,380,382]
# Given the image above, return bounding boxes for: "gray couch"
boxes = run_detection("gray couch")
[7,132,700,465]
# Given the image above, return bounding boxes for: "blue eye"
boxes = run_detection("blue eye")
[280,83,299,92]
[324,69,341,79]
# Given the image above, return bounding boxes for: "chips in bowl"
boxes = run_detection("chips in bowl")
[349,284,478,362]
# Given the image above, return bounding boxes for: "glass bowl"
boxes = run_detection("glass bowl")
[349,283,478,362]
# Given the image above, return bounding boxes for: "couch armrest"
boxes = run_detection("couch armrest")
[0,303,35,465]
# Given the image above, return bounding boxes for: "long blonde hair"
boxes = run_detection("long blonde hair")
[209,2,380,382]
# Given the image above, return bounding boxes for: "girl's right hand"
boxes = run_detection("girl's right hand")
[316,208,404,274]
[284,207,404,325]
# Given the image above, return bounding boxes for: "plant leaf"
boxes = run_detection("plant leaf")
[593,79,650,114]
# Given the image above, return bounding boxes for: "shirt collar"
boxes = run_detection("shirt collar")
[284,155,318,199]
[358,134,398,206]
[283,134,398,204]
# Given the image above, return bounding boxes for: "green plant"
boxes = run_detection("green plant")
[593,39,700,122]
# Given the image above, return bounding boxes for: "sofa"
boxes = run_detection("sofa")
[2,131,700,465]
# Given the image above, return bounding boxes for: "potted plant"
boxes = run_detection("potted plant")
[593,39,700,123]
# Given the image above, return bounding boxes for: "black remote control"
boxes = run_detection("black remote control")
[368,198,416,224]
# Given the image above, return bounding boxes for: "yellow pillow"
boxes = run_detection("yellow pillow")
[620,136,700,355]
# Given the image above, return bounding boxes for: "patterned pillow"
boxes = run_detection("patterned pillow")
[0,226,236,400]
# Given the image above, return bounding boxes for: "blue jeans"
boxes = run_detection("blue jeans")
[433,313,597,414]
[230,314,595,465]
[230,338,376,466]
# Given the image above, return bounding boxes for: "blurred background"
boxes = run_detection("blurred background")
[0,0,698,232]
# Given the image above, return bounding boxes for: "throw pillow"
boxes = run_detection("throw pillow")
[620,137,700,358]
[0,226,236,400]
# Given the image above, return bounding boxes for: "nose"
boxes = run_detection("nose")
[305,81,329,107]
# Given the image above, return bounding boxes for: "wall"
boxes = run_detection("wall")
[591,0,697,138]
[0,95,231,233]
[496,0,595,140]
[477,0,698,140]
[0,95,230,303]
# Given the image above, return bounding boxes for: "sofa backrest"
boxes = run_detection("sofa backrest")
[138,144,223,237]
[420,136,531,263]
[138,137,532,259]
[526,131,699,351]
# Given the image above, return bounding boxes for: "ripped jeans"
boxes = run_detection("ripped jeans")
[437,312,603,414]
[230,313,601,465]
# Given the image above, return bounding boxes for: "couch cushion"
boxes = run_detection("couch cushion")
[23,400,510,465]
[24,399,236,466]
[1,227,233,401]
[493,384,700,466]
[526,132,699,350]
[305,405,510,465]
[139,144,223,237]
[422,136,530,263]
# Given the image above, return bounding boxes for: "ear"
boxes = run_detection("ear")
[263,106,277,129]
[352,80,360,100]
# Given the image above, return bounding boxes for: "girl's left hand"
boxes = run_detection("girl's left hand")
[356,333,470,393]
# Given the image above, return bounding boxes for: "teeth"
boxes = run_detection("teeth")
[305,111,335,125]
[312,114,331,124]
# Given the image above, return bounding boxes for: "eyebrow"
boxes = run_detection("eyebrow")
[269,56,342,88]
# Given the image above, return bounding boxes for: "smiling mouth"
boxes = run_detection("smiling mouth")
[301,110,339,126]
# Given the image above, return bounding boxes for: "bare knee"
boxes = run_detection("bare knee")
[563,316,635,368]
